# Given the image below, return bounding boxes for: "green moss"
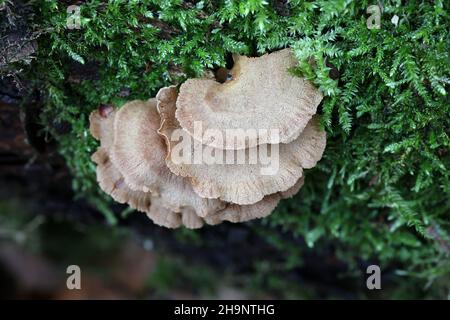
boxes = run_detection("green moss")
[22,0,450,298]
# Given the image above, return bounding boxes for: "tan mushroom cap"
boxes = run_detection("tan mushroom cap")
[156,170,226,217]
[93,146,205,229]
[145,197,183,229]
[92,148,152,213]
[89,105,116,149]
[175,48,323,150]
[204,194,280,225]
[204,175,306,225]
[93,146,303,228]
[111,99,166,192]
[89,83,321,228]
[180,207,205,229]
[279,175,305,199]
[156,85,179,151]
[159,87,326,205]
[110,98,224,217]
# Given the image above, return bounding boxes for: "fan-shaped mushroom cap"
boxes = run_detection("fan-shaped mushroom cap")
[180,207,205,229]
[92,148,152,213]
[159,176,225,217]
[93,145,304,227]
[89,73,323,227]
[92,148,192,229]
[204,175,306,225]
[204,194,280,225]
[91,148,180,228]
[110,98,224,217]
[175,48,323,150]
[145,197,182,229]
[111,99,166,192]
[158,88,326,205]
[89,105,116,149]
[156,85,179,150]
[279,175,305,199]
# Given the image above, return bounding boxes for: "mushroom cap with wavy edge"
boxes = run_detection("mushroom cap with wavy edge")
[204,194,280,225]
[89,105,116,150]
[111,99,165,192]
[92,147,205,229]
[180,207,205,229]
[93,146,204,229]
[156,85,179,152]
[144,197,183,229]
[204,176,305,225]
[110,98,224,217]
[279,175,305,199]
[147,200,204,229]
[92,148,152,213]
[175,48,323,150]
[158,86,326,205]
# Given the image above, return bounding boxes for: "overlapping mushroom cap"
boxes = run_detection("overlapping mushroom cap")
[89,100,224,229]
[176,48,323,150]
[158,86,325,205]
[112,99,224,216]
[89,48,326,229]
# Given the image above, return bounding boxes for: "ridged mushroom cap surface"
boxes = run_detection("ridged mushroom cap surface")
[108,99,224,217]
[92,148,152,213]
[175,48,323,150]
[279,175,305,199]
[89,105,116,150]
[204,194,281,225]
[204,175,306,225]
[158,86,326,205]
[111,99,166,192]
[144,197,183,229]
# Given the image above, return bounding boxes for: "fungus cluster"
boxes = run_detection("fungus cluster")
[90,48,326,229]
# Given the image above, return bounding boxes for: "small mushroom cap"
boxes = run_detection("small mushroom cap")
[111,99,166,192]
[204,175,306,225]
[160,89,326,205]
[160,172,226,217]
[93,148,204,229]
[176,48,323,150]
[279,175,305,199]
[204,194,280,225]
[145,197,182,229]
[180,207,205,229]
[92,148,152,213]
[89,99,211,229]
[93,146,301,228]
[156,85,179,152]
[110,97,224,217]
[89,105,116,149]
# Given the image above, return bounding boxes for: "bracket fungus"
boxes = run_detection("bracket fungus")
[176,48,323,150]
[89,48,326,229]
[158,86,325,205]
